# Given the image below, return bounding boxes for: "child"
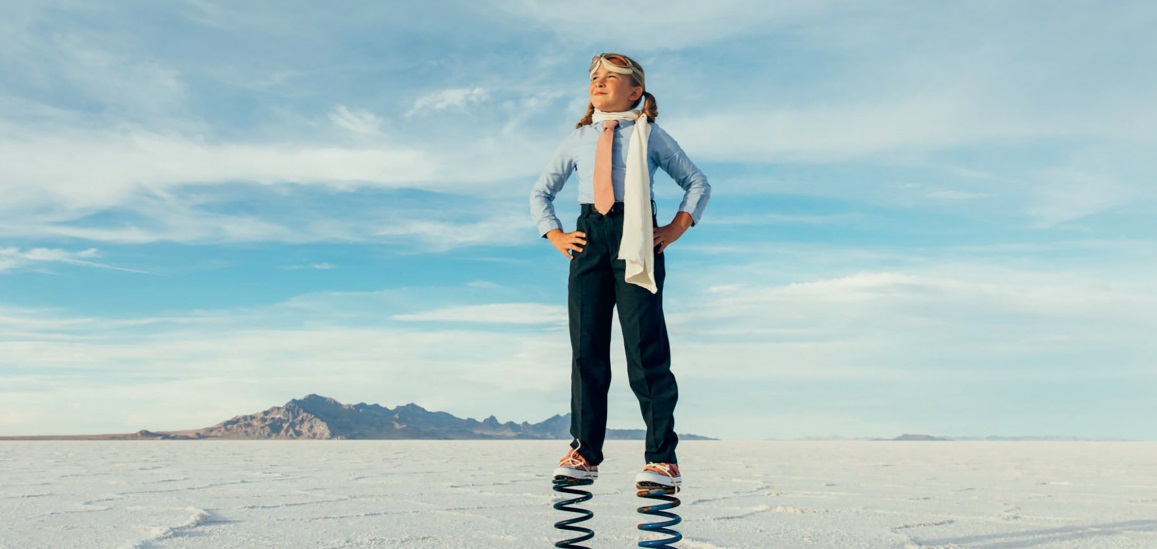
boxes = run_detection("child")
[529,53,710,491]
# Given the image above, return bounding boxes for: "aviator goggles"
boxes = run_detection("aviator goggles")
[589,53,645,89]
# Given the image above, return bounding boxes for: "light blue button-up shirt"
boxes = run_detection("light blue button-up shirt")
[529,120,711,236]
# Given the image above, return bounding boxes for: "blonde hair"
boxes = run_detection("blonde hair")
[576,54,659,128]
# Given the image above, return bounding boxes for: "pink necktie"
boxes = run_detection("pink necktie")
[593,120,618,215]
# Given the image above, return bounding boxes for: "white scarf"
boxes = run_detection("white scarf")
[592,108,656,294]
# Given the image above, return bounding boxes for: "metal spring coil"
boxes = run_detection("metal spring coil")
[637,487,682,548]
[552,478,595,548]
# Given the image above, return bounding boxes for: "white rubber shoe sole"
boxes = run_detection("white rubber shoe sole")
[553,466,599,481]
[635,469,681,489]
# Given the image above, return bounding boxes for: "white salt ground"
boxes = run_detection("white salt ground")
[0,440,1155,548]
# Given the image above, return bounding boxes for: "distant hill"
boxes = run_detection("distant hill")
[1,395,714,441]
[891,433,948,441]
[182,394,576,440]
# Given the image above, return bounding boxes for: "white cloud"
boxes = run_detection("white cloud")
[0,121,555,245]
[1027,161,1138,228]
[1027,177,1120,227]
[496,0,836,51]
[4,253,1154,437]
[925,190,990,200]
[0,247,145,274]
[0,125,552,246]
[329,105,385,135]
[0,171,534,248]
[3,1,1151,245]
[56,39,187,118]
[408,87,488,115]
[393,303,566,325]
[709,213,861,226]
[0,131,435,209]
[282,263,337,271]
[671,265,1157,387]
[2,1,1155,439]
[371,213,532,251]
[0,9,190,126]
[667,94,1045,164]
[0,297,572,435]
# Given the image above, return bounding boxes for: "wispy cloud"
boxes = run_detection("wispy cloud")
[0,175,533,249]
[0,296,571,435]
[0,123,552,237]
[669,95,1046,164]
[329,105,385,136]
[393,303,566,324]
[3,253,1153,438]
[408,86,489,115]
[673,265,1157,385]
[2,1,1155,440]
[282,263,337,271]
[709,213,861,226]
[924,190,990,200]
[371,213,532,251]
[498,1,837,51]
[0,247,147,274]
[0,130,435,205]
[1027,162,1136,227]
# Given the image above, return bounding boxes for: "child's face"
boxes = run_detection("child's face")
[589,65,643,112]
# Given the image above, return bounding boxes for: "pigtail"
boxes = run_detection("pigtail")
[641,91,659,120]
[575,102,596,128]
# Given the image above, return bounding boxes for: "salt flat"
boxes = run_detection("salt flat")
[1,440,1155,548]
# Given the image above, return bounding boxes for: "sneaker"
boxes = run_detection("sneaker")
[635,462,681,492]
[553,448,598,481]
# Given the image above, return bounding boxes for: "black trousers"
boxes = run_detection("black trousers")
[568,203,678,466]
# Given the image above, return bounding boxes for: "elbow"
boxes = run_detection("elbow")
[695,176,712,200]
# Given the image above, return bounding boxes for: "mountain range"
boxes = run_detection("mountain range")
[1,394,714,441]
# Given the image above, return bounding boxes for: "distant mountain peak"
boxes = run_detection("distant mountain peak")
[168,395,715,441]
[892,433,947,441]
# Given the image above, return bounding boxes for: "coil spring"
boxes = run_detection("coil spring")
[552,478,595,548]
[637,487,682,548]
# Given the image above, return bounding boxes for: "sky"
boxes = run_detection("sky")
[1,1,1154,440]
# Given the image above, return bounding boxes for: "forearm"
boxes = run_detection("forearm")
[670,211,693,231]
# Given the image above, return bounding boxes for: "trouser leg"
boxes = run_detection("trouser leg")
[613,219,679,464]
[568,214,615,465]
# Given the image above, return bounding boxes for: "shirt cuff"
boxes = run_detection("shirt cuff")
[537,218,563,237]
[678,203,704,226]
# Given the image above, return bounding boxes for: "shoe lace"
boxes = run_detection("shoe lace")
[644,462,677,476]
[560,450,591,468]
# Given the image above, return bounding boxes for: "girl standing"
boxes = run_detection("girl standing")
[529,53,710,491]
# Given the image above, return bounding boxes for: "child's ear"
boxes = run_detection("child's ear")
[631,87,644,101]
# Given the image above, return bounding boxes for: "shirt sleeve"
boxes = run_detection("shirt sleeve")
[529,134,577,237]
[649,124,711,225]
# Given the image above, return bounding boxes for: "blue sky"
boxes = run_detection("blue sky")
[1,1,1154,440]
